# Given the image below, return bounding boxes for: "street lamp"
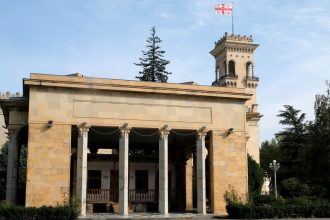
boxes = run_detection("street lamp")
[269,160,280,198]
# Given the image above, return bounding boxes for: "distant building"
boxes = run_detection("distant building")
[0,33,262,216]
[0,92,22,148]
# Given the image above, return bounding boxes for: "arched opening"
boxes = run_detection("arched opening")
[246,62,253,78]
[223,61,227,76]
[228,60,235,77]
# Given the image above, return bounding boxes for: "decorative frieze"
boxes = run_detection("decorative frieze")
[33,86,246,105]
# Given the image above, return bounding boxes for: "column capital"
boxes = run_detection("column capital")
[78,126,90,136]
[159,125,170,140]
[197,127,208,139]
[119,123,130,135]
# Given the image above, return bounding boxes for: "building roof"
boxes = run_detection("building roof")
[23,73,253,100]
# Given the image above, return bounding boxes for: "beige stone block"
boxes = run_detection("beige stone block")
[26,124,71,207]
[209,130,248,214]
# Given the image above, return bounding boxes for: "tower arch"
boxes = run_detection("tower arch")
[246,61,253,78]
[228,60,236,77]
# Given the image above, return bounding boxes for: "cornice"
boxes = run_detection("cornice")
[246,112,263,121]
[24,73,252,101]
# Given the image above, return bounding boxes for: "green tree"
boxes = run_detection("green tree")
[0,142,8,200]
[304,82,330,198]
[260,138,280,177]
[135,26,171,82]
[248,154,264,195]
[276,105,307,181]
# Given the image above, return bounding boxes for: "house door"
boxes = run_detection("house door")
[110,170,119,202]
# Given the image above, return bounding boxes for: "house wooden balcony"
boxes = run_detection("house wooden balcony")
[87,189,116,203]
[87,189,183,204]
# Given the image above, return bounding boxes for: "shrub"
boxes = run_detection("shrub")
[280,177,310,198]
[285,196,311,206]
[250,194,276,206]
[224,185,244,206]
[0,204,77,220]
[226,203,330,219]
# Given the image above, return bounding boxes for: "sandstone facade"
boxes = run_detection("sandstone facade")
[0,33,262,215]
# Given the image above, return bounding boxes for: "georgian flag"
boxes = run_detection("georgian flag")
[215,3,233,15]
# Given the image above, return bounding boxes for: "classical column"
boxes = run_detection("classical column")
[185,155,193,210]
[6,128,19,205]
[119,124,130,215]
[226,61,229,76]
[158,125,170,215]
[196,128,207,214]
[76,126,89,216]
[252,65,255,78]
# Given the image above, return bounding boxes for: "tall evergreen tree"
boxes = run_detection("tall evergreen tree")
[304,82,330,196]
[260,138,280,176]
[248,154,264,195]
[135,26,171,82]
[276,105,307,181]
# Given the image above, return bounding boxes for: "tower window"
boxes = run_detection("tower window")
[228,60,236,76]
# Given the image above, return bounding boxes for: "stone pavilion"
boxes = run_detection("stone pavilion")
[0,33,262,216]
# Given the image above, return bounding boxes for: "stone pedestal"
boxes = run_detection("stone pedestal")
[159,127,170,215]
[77,126,89,216]
[6,129,19,205]
[119,126,130,215]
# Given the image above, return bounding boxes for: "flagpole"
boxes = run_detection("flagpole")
[231,1,234,34]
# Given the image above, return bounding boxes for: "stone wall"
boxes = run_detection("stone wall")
[26,124,71,207]
[209,130,248,214]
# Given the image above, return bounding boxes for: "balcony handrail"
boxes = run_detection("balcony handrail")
[246,76,259,81]
[87,189,183,203]
[219,74,238,80]
[87,189,115,203]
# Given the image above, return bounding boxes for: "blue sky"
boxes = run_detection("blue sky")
[1,0,329,142]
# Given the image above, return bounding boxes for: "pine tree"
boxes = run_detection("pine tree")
[276,105,307,181]
[135,26,171,82]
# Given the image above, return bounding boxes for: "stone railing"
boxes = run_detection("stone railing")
[0,92,21,99]
[246,76,259,81]
[215,32,253,47]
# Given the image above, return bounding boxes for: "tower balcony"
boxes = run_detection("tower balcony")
[212,74,238,87]
[245,76,259,89]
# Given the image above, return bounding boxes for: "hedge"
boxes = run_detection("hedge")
[226,204,330,219]
[0,205,77,220]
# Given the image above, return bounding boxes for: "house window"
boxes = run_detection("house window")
[135,170,148,193]
[88,170,101,189]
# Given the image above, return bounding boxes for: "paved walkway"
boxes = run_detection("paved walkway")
[78,213,217,220]
[78,213,330,220]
